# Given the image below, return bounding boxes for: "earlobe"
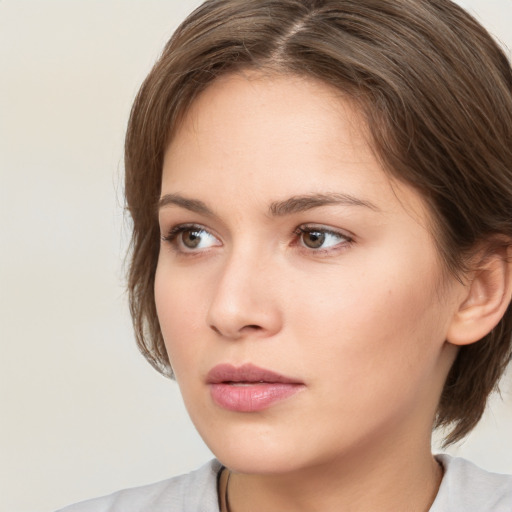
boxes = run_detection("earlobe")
[447,245,512,346]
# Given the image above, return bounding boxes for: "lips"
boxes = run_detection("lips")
[206,363,304,412]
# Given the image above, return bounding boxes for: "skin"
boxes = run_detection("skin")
[155,73,468,511]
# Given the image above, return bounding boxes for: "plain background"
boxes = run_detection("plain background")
[1,1,511,511]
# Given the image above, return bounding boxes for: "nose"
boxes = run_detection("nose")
[206,249,282,340]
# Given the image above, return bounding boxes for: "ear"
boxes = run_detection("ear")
[447,245,512,346]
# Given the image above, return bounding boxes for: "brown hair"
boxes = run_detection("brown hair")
[124,0,512,445]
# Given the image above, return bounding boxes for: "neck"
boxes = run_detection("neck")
[221,437,442,512]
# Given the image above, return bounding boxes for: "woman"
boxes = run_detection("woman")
[60,0,512,510]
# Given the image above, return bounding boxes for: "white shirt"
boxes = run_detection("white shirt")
[57,455,512,512]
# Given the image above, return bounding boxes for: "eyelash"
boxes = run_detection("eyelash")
[293,225,353,254]
[161,223,219,254]
[161,223,354,256]
[162,223,200,242]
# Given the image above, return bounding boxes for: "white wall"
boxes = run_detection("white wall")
[1,1,511,511]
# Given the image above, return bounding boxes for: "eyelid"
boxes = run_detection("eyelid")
[293,223,354,252]
[161,223,222,253]
[295,223,354,239]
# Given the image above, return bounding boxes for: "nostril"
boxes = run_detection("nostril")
[209,323,263,338]
[210,325,222,335]
[241,324,263,333]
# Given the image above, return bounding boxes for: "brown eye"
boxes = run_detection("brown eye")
[163,224,220,252]
[301,230,326,249]
[297,227,350,251]
[181,229,203,248]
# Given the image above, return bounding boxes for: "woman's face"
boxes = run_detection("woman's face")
[155,73,464,474]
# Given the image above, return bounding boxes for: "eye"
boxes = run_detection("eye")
[162,224,221,252]
[295,225,352,251]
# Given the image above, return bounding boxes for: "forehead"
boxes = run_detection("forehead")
[169,72,366,159]
[162,72,430,228]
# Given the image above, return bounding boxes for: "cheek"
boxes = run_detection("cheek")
[289,278,446,439]
[154,263,210,368]
[285,259,445,383]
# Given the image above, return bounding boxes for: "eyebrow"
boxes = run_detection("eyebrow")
[158,192,379,217]
[158,194,214,216]
[269,193,380,216]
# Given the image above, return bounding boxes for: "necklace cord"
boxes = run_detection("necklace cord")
[224,469,232,512]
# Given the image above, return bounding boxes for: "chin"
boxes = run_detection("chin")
[216,446,308,475]
[195,419,313,474]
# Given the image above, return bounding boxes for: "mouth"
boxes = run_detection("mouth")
[206,363,304,412]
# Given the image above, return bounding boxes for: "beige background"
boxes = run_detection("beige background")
[1,1,511,511]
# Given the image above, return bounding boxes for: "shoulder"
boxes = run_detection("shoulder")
[56,459,223,512]
[431,454,512,512]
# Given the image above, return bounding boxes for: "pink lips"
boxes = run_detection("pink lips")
[207,363,304,412]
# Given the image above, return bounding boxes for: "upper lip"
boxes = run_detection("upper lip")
[206,363,302,384]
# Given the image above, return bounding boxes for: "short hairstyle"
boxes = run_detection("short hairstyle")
[124,0,512,445]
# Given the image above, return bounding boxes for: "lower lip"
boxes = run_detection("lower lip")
[209,383,303,412]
